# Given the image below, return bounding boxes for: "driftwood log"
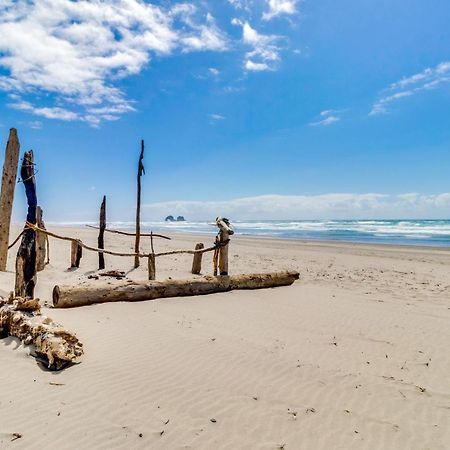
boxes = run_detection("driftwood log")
[0,295,83,370]
[98,196,106,270]
[191,243,204,274]
[15,150,37,298]
[0,128,20,271]
[52,271,300,308]
[134,140,145,268]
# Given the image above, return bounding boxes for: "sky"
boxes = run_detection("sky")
[0,0,449,221]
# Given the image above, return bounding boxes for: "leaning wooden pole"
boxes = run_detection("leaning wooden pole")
[15,150,37,298]
[134,140,145,268]
[98,195,106,270]
[0,128,20,271]
[53,271,300,308]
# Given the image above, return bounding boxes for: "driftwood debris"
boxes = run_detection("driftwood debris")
[134,140,145,268]
[36,206,48,271]
[15,150,37,298]
[70,240,82,268]
[98,196,106,270]
[0,295,83,370]
[52,271,300,308]
[0,128,20,271]
[191,243,204,274]
[86,225,171,240]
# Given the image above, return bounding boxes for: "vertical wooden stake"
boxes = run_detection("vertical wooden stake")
[148,254,156,280]
[36,206,47,271]
[15,150,37,298]
[70,240,82,268]
[216,217,234,276]
[191,243,204,274]
[134,140,145,268]
[98,195,106,270]
[0,128,20,271]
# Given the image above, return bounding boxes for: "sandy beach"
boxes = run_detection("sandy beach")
[1,226,450,449]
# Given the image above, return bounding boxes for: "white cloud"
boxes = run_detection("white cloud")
[370,61,450,116]
[0,1,228,125]
[209,113,226,120]
[309,109,342,126]
[263,0,298,21]
[208,67,220,76]
[233,20,282,71]
[142,193,450,220]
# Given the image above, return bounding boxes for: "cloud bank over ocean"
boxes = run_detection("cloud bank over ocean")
[142,193,450,221]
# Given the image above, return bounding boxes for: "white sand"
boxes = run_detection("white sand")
[1,226,450,449]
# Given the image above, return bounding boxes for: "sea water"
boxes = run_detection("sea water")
[95,219,450,247]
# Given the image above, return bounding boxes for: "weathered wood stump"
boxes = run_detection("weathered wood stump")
[70,240,82,268]
[53,271,300,308]
[0,128,20,271]
[191,243,204,274]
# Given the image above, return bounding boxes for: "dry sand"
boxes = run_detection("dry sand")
[1,226,450,449]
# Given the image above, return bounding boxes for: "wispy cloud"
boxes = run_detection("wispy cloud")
[142,193,450,220]
[232,19,281,71]
[209,113,226,120]
[0,1,228,126]
[370,61,450,116]
[309,109,342,126]
[208,67,220,76]
[263,0,299,21]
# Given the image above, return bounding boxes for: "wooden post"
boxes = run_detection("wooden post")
[15,150,37,298]
[216,217,234,276]
[98,195,106,270]
[191,243,204,274]
[0,128,20,271]
[148,254,156,280]
[134,140,145,268]
[70,240,82,268]
[36,206,47,271]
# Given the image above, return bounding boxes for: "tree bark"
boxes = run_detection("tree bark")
[15,150,37,298]
[0,128,20,271]
[53,271,300,308]
[134,140,145,268]
[0,296,83,370]
[98,195,106,270]
[191,243,204,274]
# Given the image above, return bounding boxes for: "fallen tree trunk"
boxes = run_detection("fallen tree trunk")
[53,271,300,308]
[0,296,83,370]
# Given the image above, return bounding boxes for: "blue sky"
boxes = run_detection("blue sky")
[0,0,449,221]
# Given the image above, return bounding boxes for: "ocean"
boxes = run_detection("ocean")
[81,219,450,247]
